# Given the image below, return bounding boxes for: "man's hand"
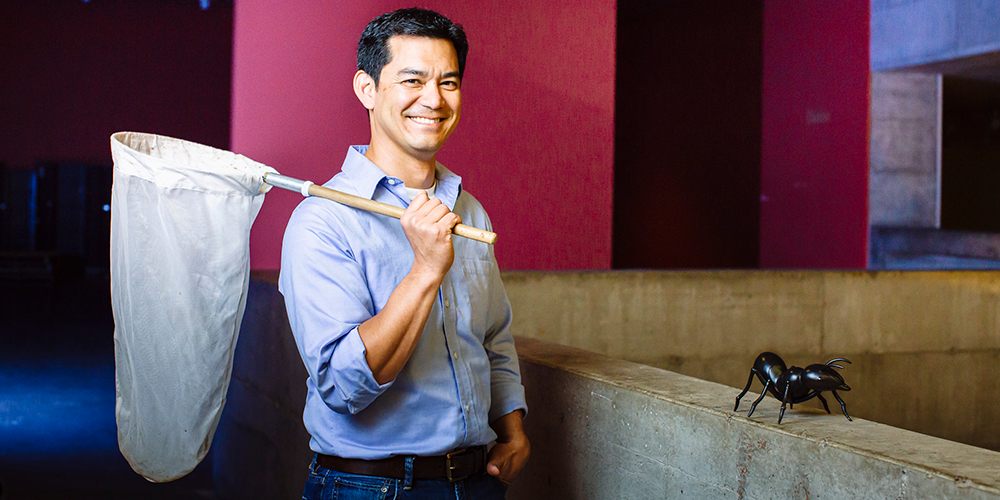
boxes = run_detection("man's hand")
[401,191,461,279]
[486,410,530,484]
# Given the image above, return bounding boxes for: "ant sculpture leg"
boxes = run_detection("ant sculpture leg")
[816,393,833,414]
[778,384,793,424]
[746,380,772,418]
[832,390,852,421]
[734,370,758,411]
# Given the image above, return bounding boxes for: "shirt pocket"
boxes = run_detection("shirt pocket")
[458,258,497,342]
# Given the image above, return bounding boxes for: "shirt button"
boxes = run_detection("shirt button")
[381,486,388,493]
[444,299,450,308]
[465,404,471,413]
[453,352,459,360]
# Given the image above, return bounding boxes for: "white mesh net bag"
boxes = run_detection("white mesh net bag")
[110,132,275,482]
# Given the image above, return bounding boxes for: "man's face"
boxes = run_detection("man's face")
[368,36,462,162]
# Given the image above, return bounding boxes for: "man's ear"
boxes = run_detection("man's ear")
[354,70,376,110]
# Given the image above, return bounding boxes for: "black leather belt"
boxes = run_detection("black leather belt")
[316,446,486,483]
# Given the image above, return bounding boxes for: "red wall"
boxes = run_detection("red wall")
[760,0,870,268]
[0,0,232,170]
[233,1,616,271]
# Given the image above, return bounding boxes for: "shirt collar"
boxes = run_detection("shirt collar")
[339,145,462,210]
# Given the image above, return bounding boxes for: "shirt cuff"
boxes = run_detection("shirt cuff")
[335,327,393,414]
[489,381,527,422]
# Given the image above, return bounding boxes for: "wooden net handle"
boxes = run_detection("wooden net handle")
[306,184,497,244]
[262,172,496,244]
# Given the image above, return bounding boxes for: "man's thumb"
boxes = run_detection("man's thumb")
[487,459,503,476]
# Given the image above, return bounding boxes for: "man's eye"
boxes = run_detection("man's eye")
[403,79,422,86]
[441,81,459,89]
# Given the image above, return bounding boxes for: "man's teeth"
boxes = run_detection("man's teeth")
[410,117,440,124]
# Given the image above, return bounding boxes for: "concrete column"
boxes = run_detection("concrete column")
[869,72,941,228]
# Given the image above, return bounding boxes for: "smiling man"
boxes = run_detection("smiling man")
[279,8,529,500]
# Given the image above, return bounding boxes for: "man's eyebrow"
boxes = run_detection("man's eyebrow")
[396,68,461,80]
[398,68,427,78]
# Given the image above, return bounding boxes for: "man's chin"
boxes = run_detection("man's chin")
[405,141,448,159]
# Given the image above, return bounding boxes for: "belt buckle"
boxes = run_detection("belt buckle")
[445,448,473,483]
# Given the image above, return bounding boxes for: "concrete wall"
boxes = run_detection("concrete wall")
[503,270,1000,452]
[872,0,1000,72]
[869,72,940,228]
[213,277,311,499]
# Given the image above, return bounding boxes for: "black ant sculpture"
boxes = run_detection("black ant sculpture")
[734,352,852,424]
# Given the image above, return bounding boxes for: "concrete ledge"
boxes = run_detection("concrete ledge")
[510,337,1000,499]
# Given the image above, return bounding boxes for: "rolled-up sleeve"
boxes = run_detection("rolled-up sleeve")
[481,253,527,423]
[279,203,391,414]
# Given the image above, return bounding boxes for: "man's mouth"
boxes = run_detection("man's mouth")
[408,116,445,125]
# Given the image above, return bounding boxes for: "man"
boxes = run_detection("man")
[279,8,529,499]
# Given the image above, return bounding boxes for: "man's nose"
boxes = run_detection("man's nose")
[419,83,444,109]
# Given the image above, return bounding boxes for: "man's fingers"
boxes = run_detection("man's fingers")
[408,195,460,230]
[406,194,454,223]
[425,203,451,224]
[406,192,435,217]
[441,211,461,229]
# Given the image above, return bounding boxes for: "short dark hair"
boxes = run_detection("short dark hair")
[357,8,469,86]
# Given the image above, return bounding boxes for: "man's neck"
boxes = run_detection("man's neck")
[364,142,437,189]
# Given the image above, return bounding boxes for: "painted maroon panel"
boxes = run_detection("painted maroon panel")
[760,0,870,269]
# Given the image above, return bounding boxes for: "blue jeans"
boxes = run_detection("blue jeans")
[303,455,508,500]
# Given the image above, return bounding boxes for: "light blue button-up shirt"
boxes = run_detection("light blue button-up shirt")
[279,146,526,459]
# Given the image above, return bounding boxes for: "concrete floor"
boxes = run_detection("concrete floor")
[0,274,215,499]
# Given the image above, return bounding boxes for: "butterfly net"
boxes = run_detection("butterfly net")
[109,132,275,482]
